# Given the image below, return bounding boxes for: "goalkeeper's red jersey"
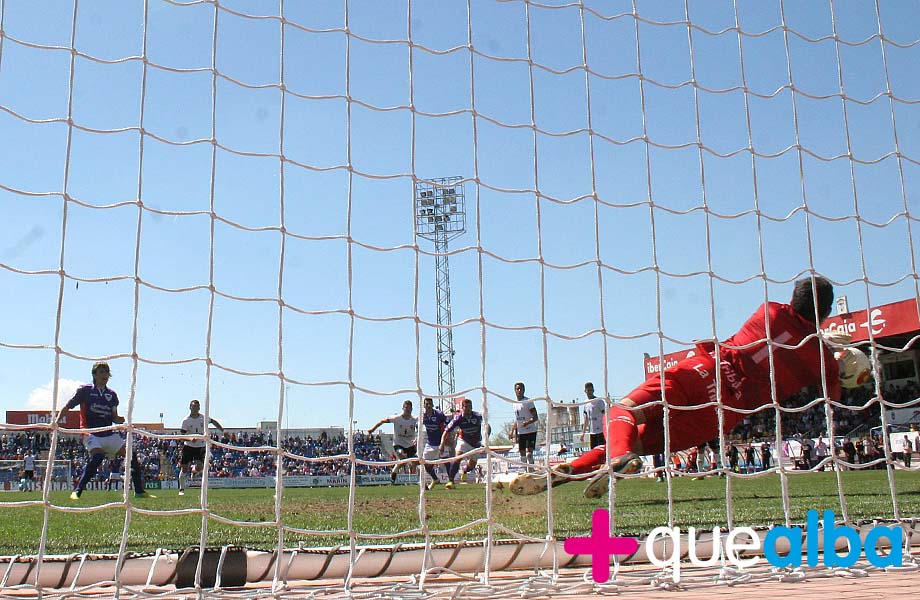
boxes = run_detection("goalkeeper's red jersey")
[720,301,841,408]
[616,301,842,455]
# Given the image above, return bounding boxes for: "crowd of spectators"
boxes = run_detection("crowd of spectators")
[708,380,920,472]
[0,430,392,485]
[728,380,919,442]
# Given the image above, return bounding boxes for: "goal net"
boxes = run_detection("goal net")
[1,0,919,596]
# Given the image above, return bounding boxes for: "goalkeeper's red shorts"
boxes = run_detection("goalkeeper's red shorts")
[571,353,750,472]
[629,352,746,455]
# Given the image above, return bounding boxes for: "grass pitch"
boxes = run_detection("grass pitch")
[1,470,919,555]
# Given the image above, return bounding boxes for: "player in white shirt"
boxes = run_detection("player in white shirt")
[178,400,224,496]
[510,382,538,471]
[19,453,35,492]
[580,382,606,449]
[368,400,419,484]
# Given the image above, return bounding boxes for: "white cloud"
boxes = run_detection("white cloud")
[26,379,83,410]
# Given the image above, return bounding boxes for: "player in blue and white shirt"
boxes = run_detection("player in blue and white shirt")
[55,362,150,500]
[439,398,488,489]
[421,397,448,490]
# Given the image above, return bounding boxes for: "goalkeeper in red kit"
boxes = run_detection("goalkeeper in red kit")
[511,276,848,498]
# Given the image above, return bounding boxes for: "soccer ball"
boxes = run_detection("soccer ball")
[835,347,872,388]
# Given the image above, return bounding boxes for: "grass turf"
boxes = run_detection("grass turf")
[1,470,918,555]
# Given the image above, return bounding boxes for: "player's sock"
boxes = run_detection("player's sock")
[447,461,460,482]
[569,406,638,475]
[178,471,187,491]
[130,454,145,495]
[569,446,604,474]
[424,465,439,481]
[604,405,638,456]
[77,453,105,492]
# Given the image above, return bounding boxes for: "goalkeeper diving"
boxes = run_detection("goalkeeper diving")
[511,276,871,498]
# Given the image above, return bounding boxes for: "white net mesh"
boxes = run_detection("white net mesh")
[2,0,920,596]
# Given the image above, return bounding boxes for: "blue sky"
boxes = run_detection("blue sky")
[1,0,918,432]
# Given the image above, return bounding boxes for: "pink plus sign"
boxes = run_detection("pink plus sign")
[563,508,639,583]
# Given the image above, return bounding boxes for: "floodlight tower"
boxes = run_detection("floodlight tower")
[414,177,466,407]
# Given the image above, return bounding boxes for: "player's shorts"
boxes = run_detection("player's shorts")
[85,433,125,457]
[440,435,457,457]
[23,470,34,479]
[517,432,537,454]
[625,353,747,456]
[588,433,605,449]
[455,439,483,458]
[393,444,417,459]
[422,444,440,461]
[180,445,206,466]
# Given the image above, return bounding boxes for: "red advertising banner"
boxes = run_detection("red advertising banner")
[820,298,919,343]
[5,411,164,431]
[643,348,700,380]
[5,410,80,427]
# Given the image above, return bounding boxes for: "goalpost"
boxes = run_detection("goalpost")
[1,0,919,596]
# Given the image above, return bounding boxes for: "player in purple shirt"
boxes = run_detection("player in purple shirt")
[439,398,489,489]
[55,362,151,500]
[421,397,448,490]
